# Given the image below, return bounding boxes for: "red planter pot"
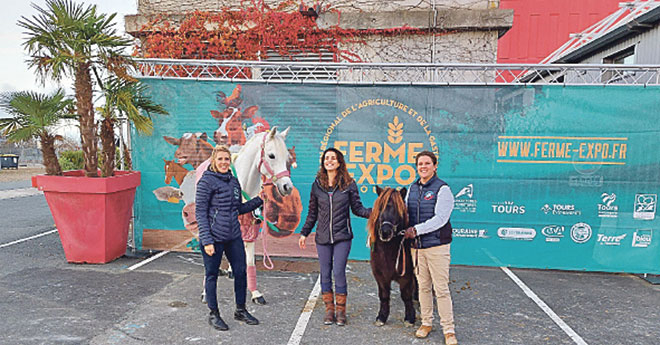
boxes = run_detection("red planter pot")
[32,170,141,264]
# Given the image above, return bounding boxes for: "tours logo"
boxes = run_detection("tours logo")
[570,222,592,244]
[454,184,477,213]
[491,201,526,215]
[453,228,489,239]
[633,194,657,220]
[541,225,564,242]
[497,227,536,241]
[598,193,618,218]
[321,99,438,194]
[632,229,652,248]
[540,203,581,216]
[596,233,627,246]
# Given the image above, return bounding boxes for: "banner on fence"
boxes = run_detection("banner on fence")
[132,79,660,274]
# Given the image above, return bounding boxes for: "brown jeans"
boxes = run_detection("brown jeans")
[412,243,455,334]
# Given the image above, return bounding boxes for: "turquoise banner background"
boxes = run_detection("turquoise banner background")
[133,79,660,274]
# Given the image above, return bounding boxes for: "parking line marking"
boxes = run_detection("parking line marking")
[0,228,58,249]
[127,250,170,271]
[0,187,43,200]
[127,237,195,271]
[501,267,588,345]
[287,275,321,345]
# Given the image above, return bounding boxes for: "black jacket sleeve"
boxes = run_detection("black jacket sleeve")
[348,182,371,219]
[300,182,318,237]
[195,177,214,246]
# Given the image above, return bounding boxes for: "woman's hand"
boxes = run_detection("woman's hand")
[298,235,307,250]
[204,244,215,256]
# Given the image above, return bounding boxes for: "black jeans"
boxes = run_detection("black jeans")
[201,237,247,310]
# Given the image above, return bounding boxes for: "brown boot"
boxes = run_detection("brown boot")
[321,291,335,325]
[335,293,347,326]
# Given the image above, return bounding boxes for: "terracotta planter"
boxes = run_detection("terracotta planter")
[32,170,141,264]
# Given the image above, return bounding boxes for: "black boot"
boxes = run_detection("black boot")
[234,305,259,325]
[209,309,229,331]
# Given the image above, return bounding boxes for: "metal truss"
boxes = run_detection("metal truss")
[134,58,660,85]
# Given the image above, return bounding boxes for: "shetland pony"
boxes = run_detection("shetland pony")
[367,186,416,327]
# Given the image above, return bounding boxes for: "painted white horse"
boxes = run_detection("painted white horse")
[198,126,294,304]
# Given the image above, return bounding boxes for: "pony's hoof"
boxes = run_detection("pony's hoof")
[252,296,267,305]
[227,271,234,280]
[374,320,385,327]
[200,294,206,303]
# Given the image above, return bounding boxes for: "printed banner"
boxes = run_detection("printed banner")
[132,80,660,274]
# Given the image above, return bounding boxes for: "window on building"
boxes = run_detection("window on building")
[602,46,636,83]
[603,46,636,65]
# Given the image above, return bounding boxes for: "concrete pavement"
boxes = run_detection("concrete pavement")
[1,181,660,345]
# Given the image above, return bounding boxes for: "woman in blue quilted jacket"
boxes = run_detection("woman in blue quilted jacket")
[299,147,371,326]
[195,145,263,331]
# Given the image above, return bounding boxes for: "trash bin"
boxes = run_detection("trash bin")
[0,154,19,169]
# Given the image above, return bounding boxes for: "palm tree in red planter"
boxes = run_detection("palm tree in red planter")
[19,0,132,177]
[18,0,160,263]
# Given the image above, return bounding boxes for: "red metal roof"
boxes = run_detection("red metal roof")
[497,0,622,63]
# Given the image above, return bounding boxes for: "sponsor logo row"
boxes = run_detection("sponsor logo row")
[453,225,652,247]
[454,184,657,221]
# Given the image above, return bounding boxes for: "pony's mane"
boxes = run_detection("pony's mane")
[367,188,408,247]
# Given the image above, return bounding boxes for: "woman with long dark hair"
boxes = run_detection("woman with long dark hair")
[299,147,371,326]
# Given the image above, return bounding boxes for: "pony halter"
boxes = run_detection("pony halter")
[258,131,290,186]
[378,221,401,242]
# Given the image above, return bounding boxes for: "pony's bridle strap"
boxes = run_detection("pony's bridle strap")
[378,221,400,242]
[258,131,290,185]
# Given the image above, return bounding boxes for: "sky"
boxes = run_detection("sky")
[0,0,138,137]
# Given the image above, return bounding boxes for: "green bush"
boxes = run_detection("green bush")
[58,148,123,171]
[58,150,84,171]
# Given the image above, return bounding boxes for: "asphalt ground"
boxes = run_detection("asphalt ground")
[1,179,660,345]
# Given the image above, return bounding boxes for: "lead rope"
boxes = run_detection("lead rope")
[260,186,274,270]
[230,163,276,270]
[395,237,406,277]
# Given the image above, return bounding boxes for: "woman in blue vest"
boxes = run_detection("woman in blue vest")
[403,150,458,345]
[299,147,371,326]
[196,145,263,331]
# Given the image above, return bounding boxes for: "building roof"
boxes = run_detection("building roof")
[542,1,660,63]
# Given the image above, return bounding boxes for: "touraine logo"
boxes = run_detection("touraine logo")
[497,227,536,241]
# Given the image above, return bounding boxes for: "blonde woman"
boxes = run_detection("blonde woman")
[196,145,263,331]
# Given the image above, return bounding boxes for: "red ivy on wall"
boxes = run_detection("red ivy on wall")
[134,0,459,78]
[135,0,364,63]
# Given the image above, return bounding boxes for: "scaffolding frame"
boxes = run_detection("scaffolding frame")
[134,58,660,86]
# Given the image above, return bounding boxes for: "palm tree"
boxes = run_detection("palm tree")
[19,0,132,177]
[0,89,74,175]
[97,77,168,177]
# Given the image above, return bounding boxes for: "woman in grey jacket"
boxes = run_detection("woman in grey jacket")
[299,148,371,326]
